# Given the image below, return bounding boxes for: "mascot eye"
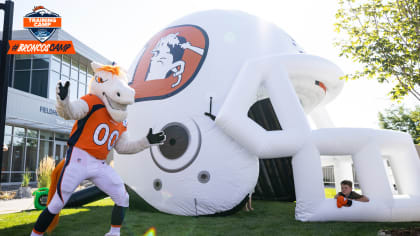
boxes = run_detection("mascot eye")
[95,76,108,83]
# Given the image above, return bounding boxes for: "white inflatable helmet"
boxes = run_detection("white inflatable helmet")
[115,10,344,216]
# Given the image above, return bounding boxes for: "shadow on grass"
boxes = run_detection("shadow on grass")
[1,200,420,236]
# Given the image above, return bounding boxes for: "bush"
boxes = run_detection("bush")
[21,171,31,187]
[37,157,56,188]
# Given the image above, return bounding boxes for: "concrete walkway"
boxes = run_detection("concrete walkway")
[0,197,36,214]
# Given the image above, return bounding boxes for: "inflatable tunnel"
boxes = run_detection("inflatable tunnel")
[248,98,296,202]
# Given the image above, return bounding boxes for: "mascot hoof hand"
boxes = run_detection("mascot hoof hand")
[147,128,166,145]
[57,81,70,101]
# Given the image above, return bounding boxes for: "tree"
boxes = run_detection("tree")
[378,105,420,144]
[335,0,420,102]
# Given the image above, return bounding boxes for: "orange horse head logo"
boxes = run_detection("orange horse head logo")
[130,25,209,102]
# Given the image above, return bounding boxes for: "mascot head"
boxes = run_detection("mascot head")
[89,62,135,122]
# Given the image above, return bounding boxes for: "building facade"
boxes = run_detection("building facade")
[1,30,111,188]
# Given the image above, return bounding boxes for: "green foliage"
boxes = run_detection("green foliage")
[378,105,420,144]
[335,0,420,101]
[37,157,55,188]
[21,171,31,187]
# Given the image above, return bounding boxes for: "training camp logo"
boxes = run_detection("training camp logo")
[8,6,75,55]
[24,6,60,43]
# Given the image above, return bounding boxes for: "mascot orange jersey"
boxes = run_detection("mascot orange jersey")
[68,94,127,160]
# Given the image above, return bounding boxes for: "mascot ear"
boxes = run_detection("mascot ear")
[91,61,103,73]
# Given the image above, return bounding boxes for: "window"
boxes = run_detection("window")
[51,56,61,73]
[31,70,49,97]
[79,64,87,84]
[70,79,78,100]
[87,73,93,86]
[11,136,24,172]
[71,59,79,81]
[12,55,51,98]
[62,66,70,79]
[62,55,70,77]
[33,58,49,69]
[11,126,26,182]
[15,59,31,70]
[13,127,25,137]
[2,135,12,182]
[16,54,31,59]
[1,126,74,184]
[55,133,69,141]
[49,71,60,100]
[78,83,86,97]
[13,71,30,92]
[25,137,38,172]
[38,140,53,162]
[87,66,93,85]
[71,68,78,81]
[40,130,53,140]
[79,63,87,97]
[5,125,12,135]
[26,129,38,139]
[33,54,49,59]
[2,125,13,182]
[80,64,87,74]
[71,59,78,70]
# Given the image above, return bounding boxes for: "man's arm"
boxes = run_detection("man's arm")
[354,195,369,202]
[350,191,370,202]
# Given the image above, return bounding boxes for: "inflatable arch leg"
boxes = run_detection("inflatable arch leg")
[294,128,420,222]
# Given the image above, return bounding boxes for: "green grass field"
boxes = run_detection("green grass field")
[1,195,420,236]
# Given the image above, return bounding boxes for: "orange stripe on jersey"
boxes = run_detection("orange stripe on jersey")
[68,94,127,160]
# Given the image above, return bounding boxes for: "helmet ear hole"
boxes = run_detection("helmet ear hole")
[150,118,201,173]
[159,124,189,160]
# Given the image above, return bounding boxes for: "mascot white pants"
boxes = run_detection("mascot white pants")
[48,147,129,213]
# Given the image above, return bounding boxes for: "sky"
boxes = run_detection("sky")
[2,0,418,129]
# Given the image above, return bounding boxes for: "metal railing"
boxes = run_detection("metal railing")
[322,165,359,187]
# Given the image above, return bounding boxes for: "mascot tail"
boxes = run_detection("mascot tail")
[46,159,65,233]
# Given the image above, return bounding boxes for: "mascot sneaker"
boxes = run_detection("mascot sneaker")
[104,232,120,236]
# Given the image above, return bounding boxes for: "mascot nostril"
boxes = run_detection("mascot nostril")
[117,92,121,97]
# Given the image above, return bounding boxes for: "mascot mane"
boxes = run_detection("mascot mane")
[97,65,122,76]
[87,65,127,94]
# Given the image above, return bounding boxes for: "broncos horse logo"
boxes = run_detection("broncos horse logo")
[130,25,209,102]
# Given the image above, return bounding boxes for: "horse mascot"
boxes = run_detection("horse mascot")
[30,62,166,236]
